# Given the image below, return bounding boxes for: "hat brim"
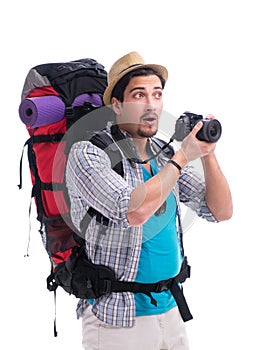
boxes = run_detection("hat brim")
[103,63,168,106]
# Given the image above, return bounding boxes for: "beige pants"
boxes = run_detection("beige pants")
[82,305,190,350]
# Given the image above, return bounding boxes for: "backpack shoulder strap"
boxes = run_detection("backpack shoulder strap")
[79,130,124,233]
[90,130,124,177]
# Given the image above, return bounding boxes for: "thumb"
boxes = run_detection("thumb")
[191,121,203,136]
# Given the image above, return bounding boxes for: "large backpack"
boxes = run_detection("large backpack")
[18,58,113,283]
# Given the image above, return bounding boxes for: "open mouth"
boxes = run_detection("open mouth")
[143,117,156,122]
[142,114,158,125]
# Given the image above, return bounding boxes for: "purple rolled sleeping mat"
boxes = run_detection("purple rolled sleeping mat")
[19,94,102,128]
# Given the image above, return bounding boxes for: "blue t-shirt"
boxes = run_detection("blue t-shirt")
[134,159,182,316]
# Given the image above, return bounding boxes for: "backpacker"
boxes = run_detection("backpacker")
[18,59,192,336]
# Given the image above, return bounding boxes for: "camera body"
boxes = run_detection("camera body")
[174,112,222,142]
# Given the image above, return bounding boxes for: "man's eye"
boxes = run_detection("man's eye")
[134,92,143,99]
[155,92,162,98]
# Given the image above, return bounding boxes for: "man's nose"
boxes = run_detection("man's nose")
[145,96,156,110]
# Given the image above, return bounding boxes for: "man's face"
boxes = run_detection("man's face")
[112,75,163,139]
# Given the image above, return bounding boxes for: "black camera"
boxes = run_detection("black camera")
[174,112,222,142]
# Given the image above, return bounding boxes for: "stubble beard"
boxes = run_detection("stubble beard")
[137,125,158,138]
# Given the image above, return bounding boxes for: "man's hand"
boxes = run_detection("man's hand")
[180,117,217,163]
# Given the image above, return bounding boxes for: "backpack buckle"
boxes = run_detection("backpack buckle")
[155,279,171,293]
[65,106,75,118]
[99,279,112,295]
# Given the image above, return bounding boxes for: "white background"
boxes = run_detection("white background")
[1,0,258,349]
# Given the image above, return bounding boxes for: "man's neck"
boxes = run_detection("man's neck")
[132,137,149,160]
[114,124,151,161]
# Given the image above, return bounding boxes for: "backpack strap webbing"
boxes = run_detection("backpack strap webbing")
[107,256,192,322]
[79,129,124,233]
[90,130,124,176]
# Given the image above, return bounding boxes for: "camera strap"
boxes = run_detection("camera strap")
[110,124,175,164]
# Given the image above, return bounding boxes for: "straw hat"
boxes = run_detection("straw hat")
[103,51,168,105]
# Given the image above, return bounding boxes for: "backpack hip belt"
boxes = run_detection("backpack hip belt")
[47,246,193,322]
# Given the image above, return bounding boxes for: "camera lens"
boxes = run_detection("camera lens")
[196,119,222,142]
[209,122,217,137]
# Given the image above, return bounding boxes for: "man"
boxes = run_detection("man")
[66,51,233,350]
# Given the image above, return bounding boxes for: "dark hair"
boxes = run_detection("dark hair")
[111,67,166,103]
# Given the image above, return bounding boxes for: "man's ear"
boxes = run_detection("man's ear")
[111,97,121,114]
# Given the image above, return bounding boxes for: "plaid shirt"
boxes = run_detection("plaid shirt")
[66,126,216,327]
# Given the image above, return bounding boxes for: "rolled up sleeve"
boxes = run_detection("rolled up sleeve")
[179,165,217,222]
